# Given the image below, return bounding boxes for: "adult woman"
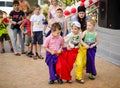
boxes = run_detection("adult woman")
[48,0,59,20]
[72,6,87,32]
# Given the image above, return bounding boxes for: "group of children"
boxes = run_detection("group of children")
[0,0,98,85]
[43,19,98,84]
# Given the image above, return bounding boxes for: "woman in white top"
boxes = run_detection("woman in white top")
[48,0,59,20]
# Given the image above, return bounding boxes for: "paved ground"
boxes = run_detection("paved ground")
[0,25,120,88]
[0,52,120,88]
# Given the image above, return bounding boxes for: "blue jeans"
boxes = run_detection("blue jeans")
[12,28,24,53]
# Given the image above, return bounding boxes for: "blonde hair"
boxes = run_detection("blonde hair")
[87,18,96,26]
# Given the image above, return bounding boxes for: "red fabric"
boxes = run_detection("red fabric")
[3,18,9,23]
[56,48,78,80]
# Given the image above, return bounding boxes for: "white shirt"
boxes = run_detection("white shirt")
[49,5,58,19]
[64,32,81,48]
[30,14,45,32]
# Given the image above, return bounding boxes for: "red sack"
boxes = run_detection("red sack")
[56,48,78,80]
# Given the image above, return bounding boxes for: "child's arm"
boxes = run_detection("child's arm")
[81,31,89,49]
[89,33,98,48]
[44,47,56,55]
[20,21,26,34]
[31,22,33,37]
[63,19,67,37]
[43,24,47,35]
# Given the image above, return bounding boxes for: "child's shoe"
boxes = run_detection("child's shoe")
[66,80,72,83]
[49,80,54,84]
[89,74,95,80]
[76,79,85,84]
[57,79,63,84]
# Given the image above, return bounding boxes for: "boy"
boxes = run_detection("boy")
[0,10,13,53]
[20,10,33,56]
[43,22,64,84]
[46,7,67,37]
[30,4,46,59]
[9,0,25,56]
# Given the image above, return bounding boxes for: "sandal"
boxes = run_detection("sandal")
[38,55,44,59]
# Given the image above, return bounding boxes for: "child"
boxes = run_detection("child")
[0,10,13,53]
[46,7,67,37]
[56,21,81,83]
[81,19,98,80]
[43,23,64,84]
[9,0,25,56]
[20,10,33,56]
[30,4,46,59]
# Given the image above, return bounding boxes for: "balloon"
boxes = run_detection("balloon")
[95,2,99,6]
[71,8,76,14]
[64,10,70,16]
[80,2,84,6]
[81,0,85,2]
[89,0,93,4]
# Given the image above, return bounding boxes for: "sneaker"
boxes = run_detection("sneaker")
[49,80,54,84]
[89,74,95,80]
[1,48,5,53]
[14,53,21,56]
[66,80,72,83]
[76,79,84,84]
[57,79,63,84]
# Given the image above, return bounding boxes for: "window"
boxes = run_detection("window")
[0,1,5,6]
[6,2,12,7]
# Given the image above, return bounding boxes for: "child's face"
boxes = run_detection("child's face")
[51,0,57,6]
[13,4,19,11]
[34,7,40,14]
[56,10,63,18]
[78,12,85,18]
[52,29,61,37]
[71,25,80,35]
[87,22,95,31]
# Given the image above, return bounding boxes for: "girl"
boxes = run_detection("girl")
[81,19,98,80]
[43,23,64,84]
[56,21,81,83]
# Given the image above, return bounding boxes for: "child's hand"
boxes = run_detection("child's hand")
[89,44,95,48]
[57,49,62,54]
[50,51,55,55]
[85,44,90,49]
[12,21,17,25]
[24,31,27,34]
[67,46,71,50]
[17,21,22,25]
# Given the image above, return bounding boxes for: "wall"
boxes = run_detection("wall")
[96,26,120,66]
